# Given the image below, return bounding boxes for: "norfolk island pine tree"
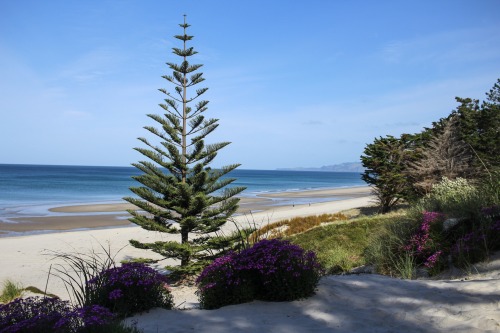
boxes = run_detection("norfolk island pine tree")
[124,16,246,277]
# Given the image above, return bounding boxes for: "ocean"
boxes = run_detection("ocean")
[0,164,366,220]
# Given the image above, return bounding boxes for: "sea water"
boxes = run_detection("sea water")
[0,164,365,219]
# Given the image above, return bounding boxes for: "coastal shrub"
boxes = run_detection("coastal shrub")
[0,297,72,333]
[236,239,323,301]
[196,239,323,309]
[195,254,255,310]
[421,177,479,218]
[0,296,122,333]
[368,211,448,277]
[86,262,173,317]
[401,211,447,275]
[451,206,500,268]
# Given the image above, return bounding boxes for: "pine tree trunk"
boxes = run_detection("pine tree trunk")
[181,228,188,266]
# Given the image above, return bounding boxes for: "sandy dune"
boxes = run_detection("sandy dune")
[126,265,500,332]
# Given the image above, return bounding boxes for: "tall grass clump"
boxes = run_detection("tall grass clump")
[49,243,173,318]
[0,280,24,304]
[365,217,419,277]
[196,239,323,309]
[48,243,118,307]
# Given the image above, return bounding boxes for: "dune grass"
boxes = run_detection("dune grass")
[0,280,24,304]
[249,213,348,242]
[284,210,406,274]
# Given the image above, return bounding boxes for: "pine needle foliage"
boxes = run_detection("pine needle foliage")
[124,16,245,275]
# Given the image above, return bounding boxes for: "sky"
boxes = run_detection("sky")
[1,1,499,170]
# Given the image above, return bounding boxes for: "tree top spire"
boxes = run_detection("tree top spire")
[179,14,190,29]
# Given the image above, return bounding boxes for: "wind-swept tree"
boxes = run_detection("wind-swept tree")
[361,135,419,213]
[124,16,245,276]
[407,116,476,194]
[452,79,500,170]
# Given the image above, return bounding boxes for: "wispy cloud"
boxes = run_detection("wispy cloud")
[55,48,121,83]
[378,26,500,66]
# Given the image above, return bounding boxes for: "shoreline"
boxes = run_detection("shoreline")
[0,186,372,237]
[0,187,375,303]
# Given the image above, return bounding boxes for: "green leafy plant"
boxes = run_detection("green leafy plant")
[422,177,479,218]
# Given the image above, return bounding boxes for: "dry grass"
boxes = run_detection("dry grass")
[249,213,348,241]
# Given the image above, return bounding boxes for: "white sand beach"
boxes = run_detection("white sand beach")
[126,256,500,333]
[1,187,499,332]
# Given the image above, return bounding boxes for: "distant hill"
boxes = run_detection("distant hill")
[277,162,365,173]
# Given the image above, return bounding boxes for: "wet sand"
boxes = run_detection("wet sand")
[0,187,371,236]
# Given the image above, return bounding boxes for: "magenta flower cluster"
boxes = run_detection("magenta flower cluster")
[403,211,446,270]
[86,262,173,317]
[0,297,114,333]
[197,239,323,309]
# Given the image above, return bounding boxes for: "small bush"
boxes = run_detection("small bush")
[196,239,323,309]
[86,263,173,317]
[402,211,447,274]
[422,177,479,218]
[0,297,72,333]
[236,239,323,301]
[195,254,255,310]
[451,208,500,268]
[0,296,142,333]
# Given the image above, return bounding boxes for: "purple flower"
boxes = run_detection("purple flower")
[197,239,323,308]
[86,262,173,317]
[108,289,123,300]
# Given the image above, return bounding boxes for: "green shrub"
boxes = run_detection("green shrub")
[421,177,479,218]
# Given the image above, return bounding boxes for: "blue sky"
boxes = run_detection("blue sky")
[1,1,499,170]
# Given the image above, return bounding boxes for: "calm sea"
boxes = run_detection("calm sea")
[0,164,365,219]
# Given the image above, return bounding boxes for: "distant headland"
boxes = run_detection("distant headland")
[277,162,364,173]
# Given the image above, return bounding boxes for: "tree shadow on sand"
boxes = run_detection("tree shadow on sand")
[126,272,500,333]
